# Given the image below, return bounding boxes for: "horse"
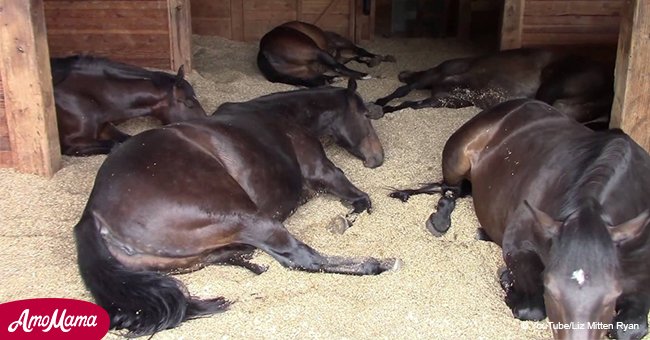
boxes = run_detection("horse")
[389,99,650,339]
[257,20,396,87]
[51,55,207,156]
[73,78,396,337]
[374,48,613,128]
[214,79,385,168]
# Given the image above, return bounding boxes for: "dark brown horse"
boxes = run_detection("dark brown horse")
[257,21,395,87]
[51,55,206,156]
[375,48,613,128]
[74,79,395,337]
[390,99,650,339]
[215,79,384,167]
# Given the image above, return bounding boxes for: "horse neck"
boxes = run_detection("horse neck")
[109,79,171,121]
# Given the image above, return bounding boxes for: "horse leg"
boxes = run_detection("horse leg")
[205,244,267,275]
[609,295,650,340]
[316,50,369,80]
[64,138,117,156]
[374,71,442,107]
[290,130,372,214]
[100,123,131,143]
[499,248,547,321]
[237,217,396,275]
[382,95,473,113]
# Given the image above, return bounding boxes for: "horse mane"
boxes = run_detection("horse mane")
[548,134,633,272]
[561,133,633,217]
[50,55,191,94]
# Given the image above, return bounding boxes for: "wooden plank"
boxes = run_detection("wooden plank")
[523,24,621,34]
[611,0,650,152]
[231,0,245,40]
[524,1,623,17]
[457,0,472,39]
[314,0,339,26]
[0,150,13,168]
[348,0,355,42]
[44,1,166,10]
[522,32,620,45]
[0,0,61,176]
[192,18,232,37]
[524,14,621,27]
[191,0,230,18]
[500,0,524,49]
[168,0,192,72]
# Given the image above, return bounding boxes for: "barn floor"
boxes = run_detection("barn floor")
[0,36,553,339]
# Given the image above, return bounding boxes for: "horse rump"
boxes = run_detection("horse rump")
[74,212,229,337]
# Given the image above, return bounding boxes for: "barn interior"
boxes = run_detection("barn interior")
[0,0,648,339]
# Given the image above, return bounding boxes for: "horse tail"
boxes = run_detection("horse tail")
[74,212,229,337]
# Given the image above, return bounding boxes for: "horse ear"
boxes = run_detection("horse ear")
[175,65,185,84]
[524,200,560,240]
[347,78,357,93]
[608,211,650,245]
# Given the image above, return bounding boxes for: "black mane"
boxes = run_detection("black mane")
[50,55,194,96]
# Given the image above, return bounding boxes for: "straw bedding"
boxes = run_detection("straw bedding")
[0,36,554,339]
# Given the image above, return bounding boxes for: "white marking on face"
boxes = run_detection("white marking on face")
[571,269,586,286]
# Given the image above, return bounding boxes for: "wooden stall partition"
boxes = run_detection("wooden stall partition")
[0,0,61,177]
[44,0,193,71]
[611,0,649,152]
[501,0,624,49]
[191,0,374,43]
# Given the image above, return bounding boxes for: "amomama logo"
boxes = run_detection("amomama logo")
[0,298,109,339]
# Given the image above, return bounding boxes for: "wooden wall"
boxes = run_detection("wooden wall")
[501,0,624,49]
[192,0,373,42]
[43,0,192,71]
[0,75,10,168]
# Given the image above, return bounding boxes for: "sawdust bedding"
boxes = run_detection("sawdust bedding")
[0,36,554,339]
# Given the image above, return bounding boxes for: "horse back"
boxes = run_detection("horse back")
[280,21,328,50]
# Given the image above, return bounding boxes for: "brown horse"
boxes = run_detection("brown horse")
[51,55,206,156]
[390,99,650,339]
[375,48,613,128]
[215,79,385,167]
[74,79,395,337]
[257,21,396,87]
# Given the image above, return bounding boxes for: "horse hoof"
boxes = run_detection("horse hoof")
[328,215,350,234]
[389,191,410,202]
[379,258,402,273]
[426,213,450,236]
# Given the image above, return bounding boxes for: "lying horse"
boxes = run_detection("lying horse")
[390,99,650,339]
[257,20,395,87]
[375,48,613,128]
[51,55,206,156]
[215,79,384,167]
[74,78,395,337]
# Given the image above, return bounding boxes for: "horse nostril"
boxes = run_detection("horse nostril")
[363,155,383,168]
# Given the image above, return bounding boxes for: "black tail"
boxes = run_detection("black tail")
[74,212,230,337]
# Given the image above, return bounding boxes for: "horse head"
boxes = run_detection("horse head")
[525,199,650,339]
[162,65,207,123]
[324,79,384,168]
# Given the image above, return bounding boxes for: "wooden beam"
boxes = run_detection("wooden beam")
[168,0,192,72]
[500,0,524,50]
[457,0,472,39]
[231,0,244,41]
[611,0,650,152]
[0,0,61,177]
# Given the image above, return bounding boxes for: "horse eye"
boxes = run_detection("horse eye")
[184,99,194,108]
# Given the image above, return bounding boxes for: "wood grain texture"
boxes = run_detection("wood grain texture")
[611,0,650,152]
[0,0,61,175]
[168,0,193,71]
[44,0,173,69]
[500,0,524,49]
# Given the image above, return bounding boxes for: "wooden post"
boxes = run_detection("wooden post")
[500,0,524,50]
[0,0,61,177]
[611,0,650,152]
[457,0,471,39]
[231,0,244,41]
[168,0,192,72]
